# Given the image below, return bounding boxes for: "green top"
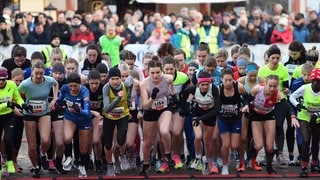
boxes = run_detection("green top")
[99,35,122,67]
[0,80,24,115]
[258,64,289,92]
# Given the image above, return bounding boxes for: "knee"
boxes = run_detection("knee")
[221,143,230,150]
[194,134,202,143]
[159,129,170,137]
[265,145,273,153]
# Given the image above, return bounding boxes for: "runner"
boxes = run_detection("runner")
[242,74,299,174]
[289,68,320,177]
[139,60,174,176]
[18,61,59,178]
[58,72,92,177]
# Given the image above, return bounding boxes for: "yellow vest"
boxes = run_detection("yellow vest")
[298,84,320,123]
[197,26,219,54]
[42,46,67,68]
[102,83,129,120]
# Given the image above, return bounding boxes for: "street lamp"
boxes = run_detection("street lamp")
[44,3,57,21]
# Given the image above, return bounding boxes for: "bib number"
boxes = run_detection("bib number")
[108,107,125,118]
[29,100,46,114]
[151,97,168,110]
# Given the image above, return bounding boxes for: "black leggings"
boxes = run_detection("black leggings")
[274,103,295,153]
[300,121,320,162]
[13,115,24,150]
[103,116,128,150]
[0,113,15,161]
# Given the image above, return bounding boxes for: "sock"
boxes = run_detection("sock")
[165,153,171,162]
[266,152,274,166]
[301,161,308,169]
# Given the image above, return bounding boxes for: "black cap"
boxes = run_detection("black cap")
[96,63,108,74]
[50,33,60,42]
[0,16,5,24]
[15,13,24,19]
[268,45,281,58]
[202,15,212,22]
[108,67,121,78]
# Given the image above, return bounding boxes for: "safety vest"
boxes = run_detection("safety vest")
[42,45,67,68]
[197,26,219,54]
[99,35,122,67]
[178,32,192,61]
[298,84,320,123]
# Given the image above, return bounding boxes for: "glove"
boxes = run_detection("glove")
[296,103,304,112]
[7,101,15,109]
[55,100,67,111]
[169,94,179,108]
[151,87,159,100]
[22,103,33,113]
[192,117,201,127]
[310,113,320,125]
[179,102,191,117]
[72,102,81,113]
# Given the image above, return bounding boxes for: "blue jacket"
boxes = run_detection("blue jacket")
[293,24,310,43]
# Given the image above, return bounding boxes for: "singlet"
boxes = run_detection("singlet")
[219,82,241,120]
[194,84,214,111]
[80,59,101,78]
[173,71,189,95]
[258,64,289,92]
[129,83,140,111]
[244,76,260,94]
[59,84,92,121]
[84,83,104,112]
[0,80,24,116]
[251,85,278,115]
[18,76,56,116]
[103,83,129,120]
[298,84,320,123]
[148,75,171,110]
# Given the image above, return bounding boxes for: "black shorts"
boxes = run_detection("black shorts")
[24,112,51,122]
[129,110,139,123]
[249,109,275,121]
[143,108,170,122]
[195,116,216,127]
[51,110,64,121]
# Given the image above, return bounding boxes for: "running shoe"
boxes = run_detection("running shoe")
[120,154,130,170]
[107,164,115,176]
[221,165,229,175]
[48,159,56,171]
[7,161,15,174]
[40,155,49,170]
[78,165,87,178]
[173,154,183,169]
[63,156,73,171]
[237,160,245,172]
[251,159,262,171]
[158,162,169,173]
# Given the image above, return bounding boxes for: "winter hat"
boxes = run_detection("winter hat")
[108,67,121,78]
[0,68,8,78]
[52,62,65,74]
[268,45,281,57]
[279,16,288,26]
[96,63,108,74]
[310,68,320,80]
[174,20,182,27]
[236,58,248,67]
[50,33,60,42]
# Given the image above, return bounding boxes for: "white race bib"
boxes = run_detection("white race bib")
[108,107,125,118]
[151,97,168,110]
[29,100,46,114]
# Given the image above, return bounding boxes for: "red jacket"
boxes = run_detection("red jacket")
[70,29,95,46]
[270,28,293,44]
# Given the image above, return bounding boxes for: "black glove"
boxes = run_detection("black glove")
[192,117,201,127]
[169,94,179,108]
[55,100,67,111]
[7,101,15,109]
[151,87,159,100]
[310,113,320,125]
[296,103,304,112]
[22,103,33,113]
[72,102,81,113]
[179,102,191,117]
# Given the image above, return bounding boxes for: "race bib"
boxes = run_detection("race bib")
[307,106,320,117]
[221,104,238,117]
[151,97,168,110]
[253,105,274,115]
[66,100,81,111]
[129,98,136,110]
[197,100,213,110]
[29,100,47,114]
[108,107,125,118]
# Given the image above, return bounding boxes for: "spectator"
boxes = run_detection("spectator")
[307,10,319,32]
[293,13,309,42]
[262,9,275,44]
[245,20,264,45]
[36,13,51,34]
[308,18,320,42]
[0,16,13,46]
[50,13,72,45]
[84,13,96,32]
[194,15,223,55]
[70,14,82,33]
[145,19,170,44]
[93,20,106,43]
[25,12,35,32]
[102,5,112,19]
[41,33,68,67]
[12,13,26,43]
[13,24,29,44]
[221,24,237,47]
[270,14,293,44]
[170,20,192,61]
[145,12,162,37]
[26,23,50,44]
[99,23,122,67]
[134,21,148,44]
[220,12,236,32]
[70,23,95,46]
[235,15,248,46]
[273,3,286,15]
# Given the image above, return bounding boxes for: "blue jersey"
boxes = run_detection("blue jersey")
[18,76,56,116]
[59,84,92,127]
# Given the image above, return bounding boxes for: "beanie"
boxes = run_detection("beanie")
[96,63,108,74]
[108,67,121,78]
[0,68,8,78]
[50,33,60,42]
[236,58,248,67]
[268,45,281,57]
[310,68,320,80]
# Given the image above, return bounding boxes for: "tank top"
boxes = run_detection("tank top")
[244,76,260,94]
[252,85,277,114]
[194,84,214,110]
[219,82,241,120]
[148,75,170,110]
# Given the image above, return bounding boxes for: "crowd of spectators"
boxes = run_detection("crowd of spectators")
[0,3,319,49]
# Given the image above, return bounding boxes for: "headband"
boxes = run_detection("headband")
[246,64,258,73]
[0,69,8,78]
[197,77,212,84]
